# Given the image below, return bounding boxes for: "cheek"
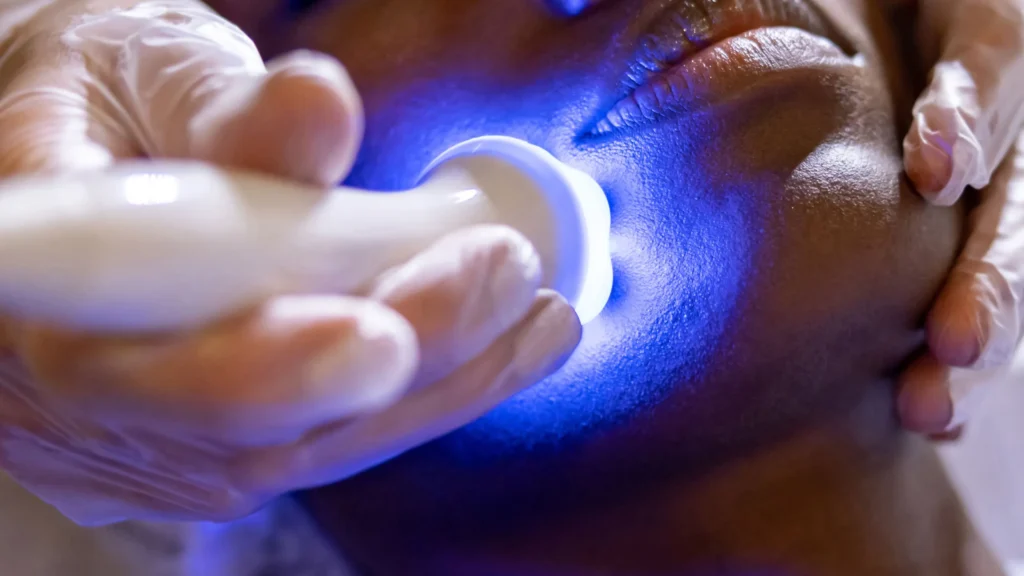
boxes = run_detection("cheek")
[320,4,897,462]
[338,64,868,457]
[438,88,846,458]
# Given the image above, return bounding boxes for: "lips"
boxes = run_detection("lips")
[588,0,856,136]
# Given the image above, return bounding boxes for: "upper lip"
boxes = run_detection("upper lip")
[586,0,853,135]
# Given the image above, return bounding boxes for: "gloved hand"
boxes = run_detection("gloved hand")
[0,0,581,526]
[895,0,1024,435]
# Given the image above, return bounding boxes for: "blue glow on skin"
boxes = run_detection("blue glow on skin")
[330,4,846,483]
[549,0,590,17]
[346,84,766,460]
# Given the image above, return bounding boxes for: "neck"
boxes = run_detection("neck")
[424,388,1001,576]
[308,385,1002,576]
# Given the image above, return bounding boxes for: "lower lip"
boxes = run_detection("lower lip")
[588,27,860,138]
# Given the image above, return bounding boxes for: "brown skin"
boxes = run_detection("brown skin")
[212,0,995,574]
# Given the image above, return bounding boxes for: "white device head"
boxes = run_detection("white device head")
[423,137,612,325]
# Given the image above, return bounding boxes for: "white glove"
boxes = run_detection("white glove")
[0,0,581,526]
[896,0,1024,434]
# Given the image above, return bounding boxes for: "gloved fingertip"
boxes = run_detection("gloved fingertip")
[904,117,957,205]
[897,356,953,434]
[371,225,543,389]
[191,51,363,187]
[259,51,364,185]
[510,290,582,389]
[933,265,1019,371]
[269,296,418,414]
[904,59,987,206]
[927,279,986,367]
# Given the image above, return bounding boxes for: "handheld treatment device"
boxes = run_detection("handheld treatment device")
[0,137,612,332]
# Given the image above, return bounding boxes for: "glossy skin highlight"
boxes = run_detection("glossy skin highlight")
[239,1,970,574]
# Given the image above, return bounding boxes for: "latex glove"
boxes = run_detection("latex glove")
[0,0,582,526]
[897,0,1024,434]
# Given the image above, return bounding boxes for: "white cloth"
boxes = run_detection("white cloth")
[940,349,1024,563]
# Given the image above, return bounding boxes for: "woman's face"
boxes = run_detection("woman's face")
[282,0,960,562]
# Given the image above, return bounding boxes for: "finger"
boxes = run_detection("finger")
[368,225,543,388]
[914,142,1024,430]
[927,140,1024,371]
[10,295,418,445]
[0,59,138,176]
[240,290,581,493]
[897,354,1010,434]
[75,1,362,186]
[897,354,954,434]
[183,50,363,187]
[904,0,1024,204]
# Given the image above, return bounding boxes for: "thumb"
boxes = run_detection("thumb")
[86,2,362,186]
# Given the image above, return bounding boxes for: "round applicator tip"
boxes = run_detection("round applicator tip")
[424,136,612,324]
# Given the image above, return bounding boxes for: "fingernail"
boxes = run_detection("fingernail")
[905,120,956,202]
[510,292,582,388]
[906,147,951,198]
